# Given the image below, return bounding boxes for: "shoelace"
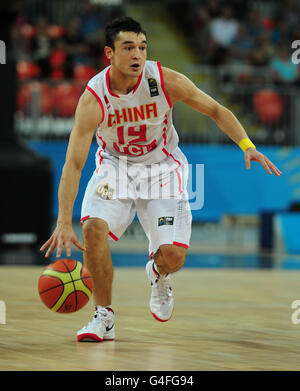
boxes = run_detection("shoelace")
[155,276,172,303]
[87,309,109,327]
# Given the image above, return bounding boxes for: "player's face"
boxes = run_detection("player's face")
[106,31,147,78]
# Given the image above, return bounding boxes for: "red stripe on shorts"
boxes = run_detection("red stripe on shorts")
[173,241,189,248]
[108,231,119,241]
[80,215,90,225]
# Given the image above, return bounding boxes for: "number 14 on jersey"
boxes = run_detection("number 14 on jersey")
[113,124,157,156]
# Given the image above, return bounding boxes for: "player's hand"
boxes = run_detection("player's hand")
[40,222,86,259]
[244,148,282,176]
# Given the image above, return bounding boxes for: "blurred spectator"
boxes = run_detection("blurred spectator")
[49,38,67,80]
[62,17,90,76]
[270,43,300,86]
[291,26,300,43]
[210,6,238,47]
[209,6,239,65]
[80,3,104,44]
[206,0,221,19]
[21,0,53,25]
[229,25,254,64]
[12,20,34,62]
[193,6,211,60]
[11,0,126,82]
[276,0,300,32]
[245,9,265,39]
[228,0,249,21]
[31,16,52,77]
[271,18,291,45]
[250,31,274,67]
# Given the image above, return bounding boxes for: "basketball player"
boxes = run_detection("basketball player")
[40,17,282,342]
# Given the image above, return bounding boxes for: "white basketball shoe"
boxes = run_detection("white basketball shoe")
[146,260,174,322]
[77,306,115,342]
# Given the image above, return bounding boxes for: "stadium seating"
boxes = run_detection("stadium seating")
[51,82,81,117]
[17,60,41,80]
[253,89,283,124]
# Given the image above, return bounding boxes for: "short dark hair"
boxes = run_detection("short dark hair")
[105,16,146,49]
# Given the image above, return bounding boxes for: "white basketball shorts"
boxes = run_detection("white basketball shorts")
[80,147,192,257]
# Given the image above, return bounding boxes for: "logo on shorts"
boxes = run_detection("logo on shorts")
[158,216,174,226]
[148,78,159,97]
[96,182,114,200]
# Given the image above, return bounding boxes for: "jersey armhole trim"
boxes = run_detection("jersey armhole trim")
[106,67,120,98]
[157,61,173,109]
[86,85,105,124]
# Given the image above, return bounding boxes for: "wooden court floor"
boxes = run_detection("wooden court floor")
[1,265,300,371]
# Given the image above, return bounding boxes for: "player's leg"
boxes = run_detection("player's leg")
[77,205,135,342]
[145,243,188,322]
[77,166,136,342]
[153,243,187,276]
[82,217,113,307]
[77,216,115,342]
[146,146,191,276]
[137,197,192,322]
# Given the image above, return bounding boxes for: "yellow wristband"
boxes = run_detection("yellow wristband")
[238,138,256,152]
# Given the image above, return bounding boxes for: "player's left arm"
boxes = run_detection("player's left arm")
[162,67,282,176]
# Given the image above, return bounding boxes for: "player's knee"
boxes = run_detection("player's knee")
[159,244,187,272]
[82,218,109,244]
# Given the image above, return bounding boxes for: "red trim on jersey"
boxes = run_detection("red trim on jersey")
[157,61,172,109]
[149,251,154,260]
[106,66,143,98]
[173,241,189,248]
[162,148,169,156]
[162,114,168,147]
[170,153,181,166]
[106,67,120,97]
[175,169,182,194]
[98,149,104,169]
[170,153,183,194]
[108,231,119,241]
[86,85,105,124]
[96,133,107,150]
[132,70,144,93]
[162,127,167,146]
[162,150,182,193]
[95,136,106,173]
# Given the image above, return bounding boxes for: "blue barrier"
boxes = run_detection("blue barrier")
[28,141,298,221]
[276,213,300,253]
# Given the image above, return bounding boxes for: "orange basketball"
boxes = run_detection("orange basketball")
[38,259,93,313]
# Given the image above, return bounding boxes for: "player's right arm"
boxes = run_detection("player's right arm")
[40,89,102,258]
[162,66,282,177]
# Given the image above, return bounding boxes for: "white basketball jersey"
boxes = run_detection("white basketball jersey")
[86,60,179,165]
